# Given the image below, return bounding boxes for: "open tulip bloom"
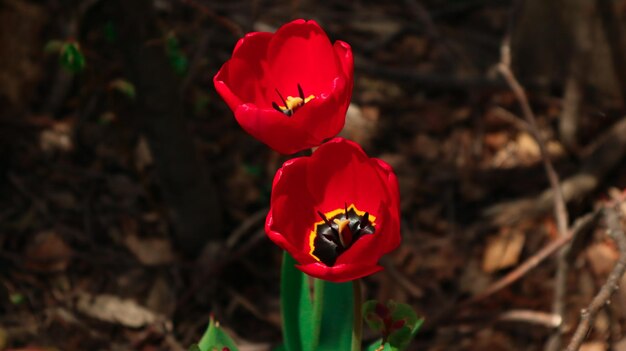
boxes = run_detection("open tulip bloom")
[265,138,401,283]
[213,19,354,155]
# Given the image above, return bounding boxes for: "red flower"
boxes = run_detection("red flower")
[265,138,401,282]
[213,19,353,155]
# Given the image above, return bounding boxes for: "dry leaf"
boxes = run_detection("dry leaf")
[586,242,618,276]
[76,293,157,328]
[580,341,607,351]
[339,103,378,148]
[482,229,526,273]
[124,234,174,266]
[24,231,72,272]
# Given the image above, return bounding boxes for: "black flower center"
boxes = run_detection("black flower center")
[272,83,315,117]
[310,204,376,266]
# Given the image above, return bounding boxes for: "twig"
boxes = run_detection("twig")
[225,208,268,250]
[355,58,505,91]
[177,0,243,37]
[497,24,570,349]
[464,210,599,305]
[595,0,626,107]
[380,257,424,298]
[484,117,626,225]
[489,106,532,133]
[498,309,562,329]
[403,0,460,66]
[565,204,626,351]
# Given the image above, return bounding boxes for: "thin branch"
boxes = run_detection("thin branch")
[565,203,626,351]
[464,210,599,305]
[595,0,626,107]
[497,45,570,238]
[497,28,571,350]
[498,309,562,329]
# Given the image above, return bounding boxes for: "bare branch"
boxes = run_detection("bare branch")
[497,21,571,349]
[464,210,599,305]
[565,203,626,351]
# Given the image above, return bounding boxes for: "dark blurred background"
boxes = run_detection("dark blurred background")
[2,0,626,350]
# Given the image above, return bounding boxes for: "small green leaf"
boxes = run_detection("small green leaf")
[197,316,239,351]
[165,32,188,75]
[103,21,117,43]
[188,344,201,351]
[365,340,392,351]
[362,301,385,332]
[9,293,24,305]
[59,41,86,73]
[362,300,423,351]
[109,78,136,99]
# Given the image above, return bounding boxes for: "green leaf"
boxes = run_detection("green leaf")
[197,316,239,351]
[362,301,385,332]
[387,303,422,351]
[9,293,24,305]
[365,340,392,351]
[188,344,201,351]
[362,300,423,351]
[280,252,315,351]
[109,78,136,99]
[103,21,117,43]
[317,281,353,351]
[59,41,86,73]
[165,32,188,75]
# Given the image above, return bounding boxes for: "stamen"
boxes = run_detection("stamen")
[298,83,305,100]
[272,102,283,113]
[275,89,288,107]
[311,205,376,266]
[272,84,314,117]
[317,210,339,236]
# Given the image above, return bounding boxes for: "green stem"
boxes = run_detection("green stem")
[351,279,363,351]
[311,278,325,351]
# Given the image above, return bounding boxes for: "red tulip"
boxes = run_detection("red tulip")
[214,19,353,155]
[265,138,400,282]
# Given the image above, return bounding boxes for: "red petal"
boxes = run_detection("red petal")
[296,262,383,282]
[335,202,399,266]
[333,40,354,92]
[214,32,272,108]
[233,104,321,154]
[265,158,318,264]
[267,19,339,98]
[306,138,391,213]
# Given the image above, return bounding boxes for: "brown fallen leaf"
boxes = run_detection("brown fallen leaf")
[580,341,607,351]
[482,228,526,273]
[76,293,158,328]
[586,242,618,276]
[123,234,175,266]
[24,231,73,272]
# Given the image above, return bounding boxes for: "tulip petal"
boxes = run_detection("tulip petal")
[306,139,391,213]
[265,158,318,262]
[213,19,353,154]
[267,19,339,98]
[296,262,384,283]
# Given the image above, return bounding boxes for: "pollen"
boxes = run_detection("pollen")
[272,84,315,117]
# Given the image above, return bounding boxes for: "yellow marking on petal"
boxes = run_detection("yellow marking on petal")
[308,204,376,261]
